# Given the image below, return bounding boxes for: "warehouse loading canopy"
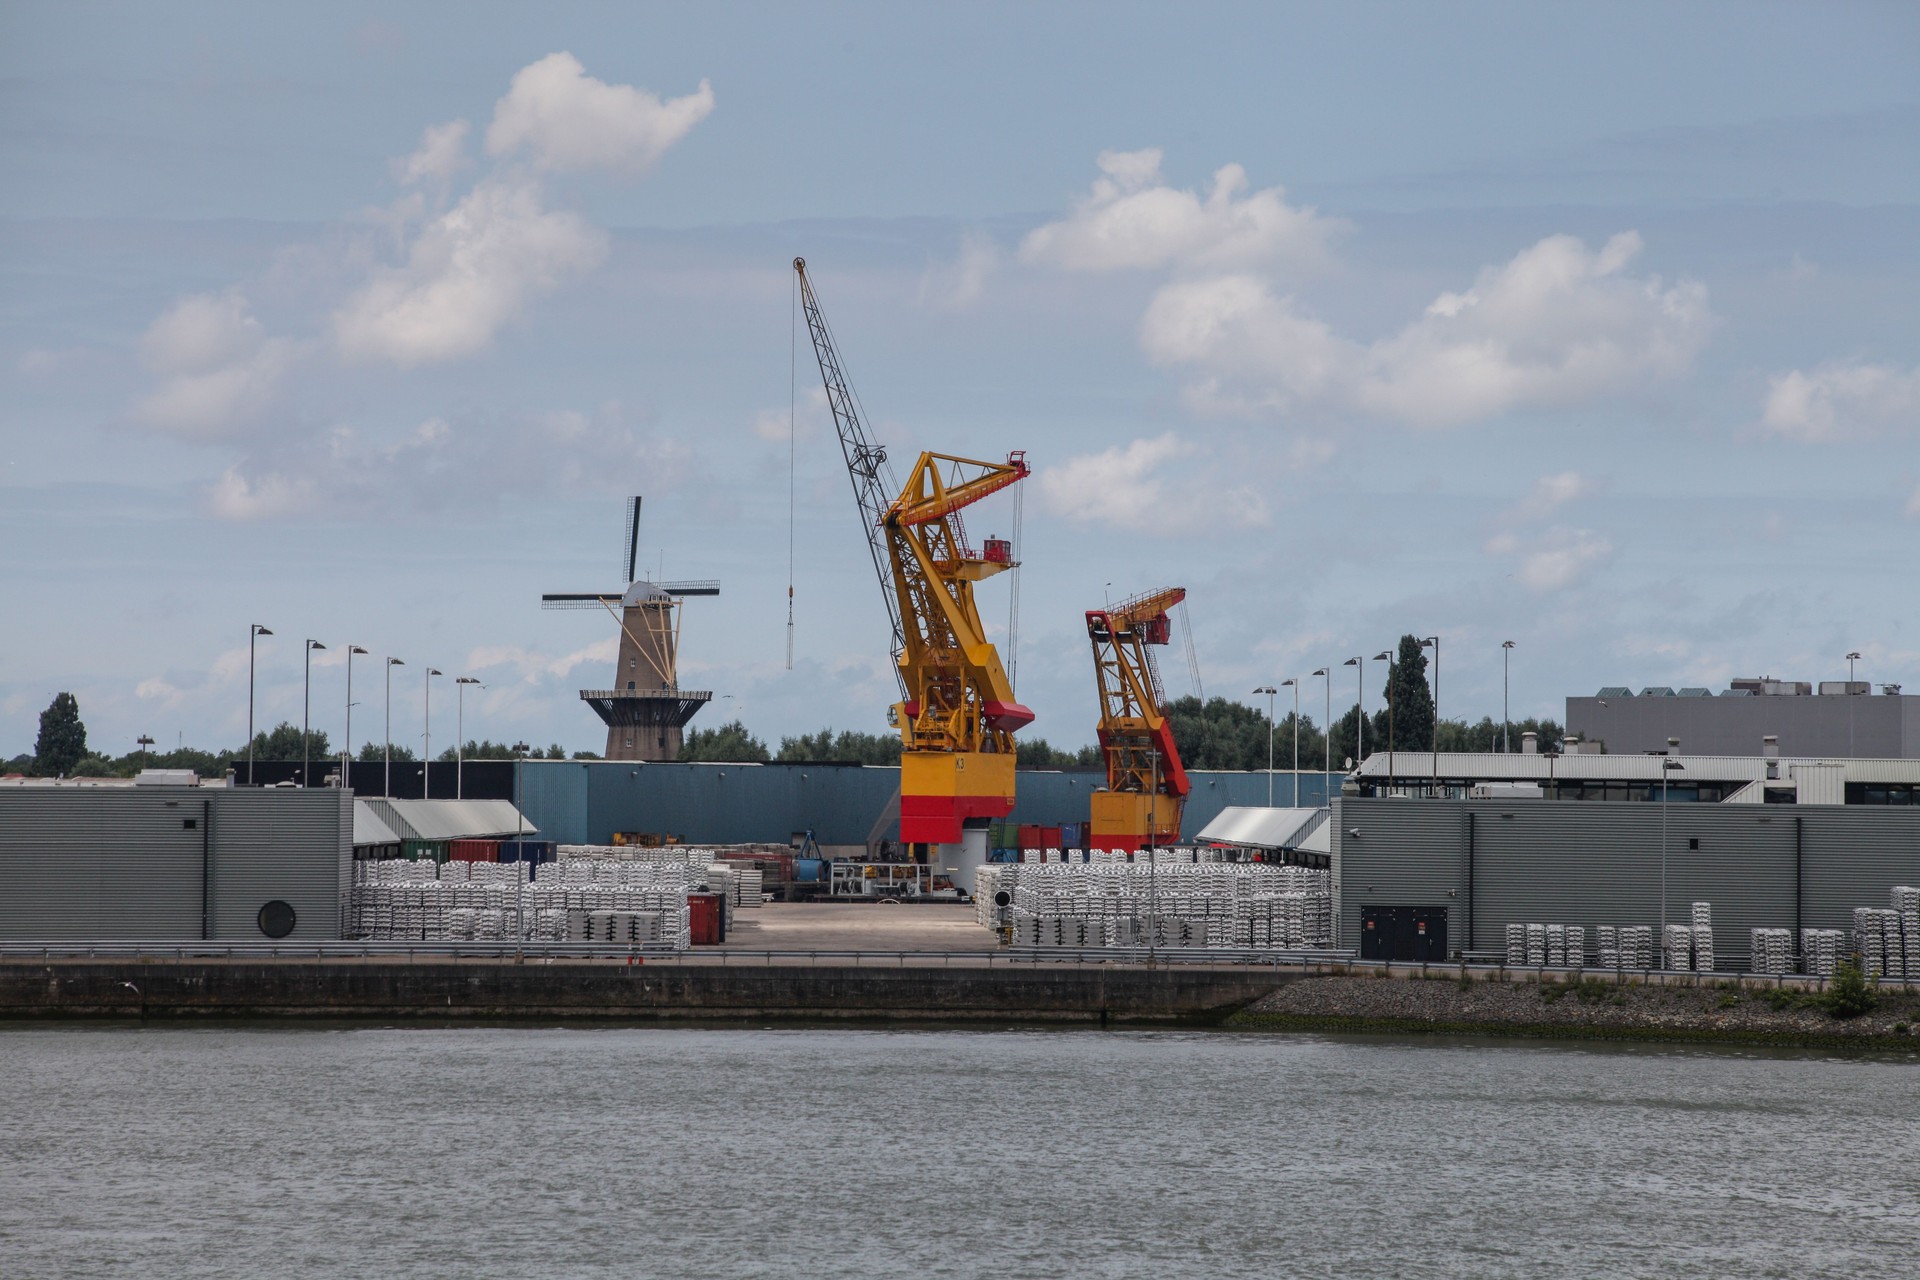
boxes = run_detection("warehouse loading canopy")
[1196,806,1331,867]
[359,798,534,842]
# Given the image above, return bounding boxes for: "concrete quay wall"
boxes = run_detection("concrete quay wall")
[0,959,1293,1025]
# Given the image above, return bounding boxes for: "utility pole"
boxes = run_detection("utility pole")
[1253,685,1277,806]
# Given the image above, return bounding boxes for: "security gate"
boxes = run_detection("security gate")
[1360,905,1448,962]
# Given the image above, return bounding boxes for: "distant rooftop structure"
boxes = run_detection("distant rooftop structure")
[1570,678,1920,759]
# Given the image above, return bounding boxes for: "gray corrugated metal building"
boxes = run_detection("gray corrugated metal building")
[1332,796,1920,966]
[1567,687,1920,758]
[0,785,351,941]
[509,759,1344,847]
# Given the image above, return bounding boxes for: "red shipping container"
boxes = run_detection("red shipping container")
[1040,826,1063,849]
[688,893,724,945]
[1017,824,1045,848]
[447,839,499,862]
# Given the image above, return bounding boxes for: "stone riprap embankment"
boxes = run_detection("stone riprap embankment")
[1233,972,1920,1048]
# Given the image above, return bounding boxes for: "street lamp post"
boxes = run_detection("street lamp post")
[1502,640,1515,753]
[1375,650,1395,793]
[1846,651,1862,757]
[423,668,442,799]
[1342,656,1364,763]
[384,657,404,797]
[1253,685,1277,806]
[455,678,482,799]
[1281,678,1299,806]
[1661,736,1682,963]
[1422,636,1440,793]
[246,624,272,785]
[344,646,368,788]
[1313,668,1331,798]
[303,640,326,786]
[1147,746,1160,963]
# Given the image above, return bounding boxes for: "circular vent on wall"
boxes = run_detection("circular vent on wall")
[257,900,296,939]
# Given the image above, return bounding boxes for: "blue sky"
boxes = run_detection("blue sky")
[3,1,1917,760]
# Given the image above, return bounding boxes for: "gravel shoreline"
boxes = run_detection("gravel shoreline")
[1232,973,1920,1048]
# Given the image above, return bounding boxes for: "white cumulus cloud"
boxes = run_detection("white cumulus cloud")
[1021,148,1342,274]
[1761,360,1920,441]
[486,52,714,176]
[332,177,608,366]
[1486,528,1612,592]
[393,119,471,184]
[1513,470,1591,520]
[1039,433,1193,525]
[918,232,1000,309]
[133,291,297,437]
[1140,231,1712,428]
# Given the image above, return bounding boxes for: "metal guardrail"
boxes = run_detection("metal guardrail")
[0,942,1910,988]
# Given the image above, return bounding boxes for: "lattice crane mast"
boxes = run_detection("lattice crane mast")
[1087,587,1191,850]
[795,258,1033,853]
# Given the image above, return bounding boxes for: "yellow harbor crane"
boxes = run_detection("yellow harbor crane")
[795,258,1033,870]
[1087,587,1191,850]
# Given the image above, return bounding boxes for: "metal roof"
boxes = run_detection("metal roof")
[352,800,403,848]
[1195,806,1328,849]
[358,797,533,841]
[1354,751,1920,785]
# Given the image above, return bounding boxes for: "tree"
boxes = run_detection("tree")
[679,720,770,762]
[34,692,86,776]
[435,739,519,763]
[778,728,903,765]
[357,741,416,762]
[1378,634,1435,754]
[243,721,331,762]
[1435,716,1564,753]
[1015,738,1100,768]
[1166,696,1272,770]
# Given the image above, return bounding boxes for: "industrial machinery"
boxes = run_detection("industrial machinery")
[542,497,720,761]
[795,257,1032,891]
[1086,588,1191,850]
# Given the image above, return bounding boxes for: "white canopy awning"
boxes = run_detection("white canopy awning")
[1195,806,1328,851]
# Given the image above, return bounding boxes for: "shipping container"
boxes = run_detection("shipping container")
[498,839,556,865]
[1040,826,1063,848]
[688,892,724,945]
[1017,824,1044,848]
[1062,823,1082,849]
[401,839,447,864]
[447,839,499,863]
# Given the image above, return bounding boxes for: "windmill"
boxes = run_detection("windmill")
[542,496,720,761]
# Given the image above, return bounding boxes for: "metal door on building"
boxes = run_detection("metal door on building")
[1360,906,1448,962]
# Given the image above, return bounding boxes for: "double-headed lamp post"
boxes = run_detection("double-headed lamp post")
[303,640,326,787]
[1252,685,1277,806]
[1502,640,1515,753]
[246,624,273,785]
[344,646,368,787]
[384,657,404,797]
[455,677,482,799]
[1280,678,1299,806]
[1375,650,1395,792]
[1313,667,1331,795]
[1342,656,1364,763]
[423,668,442,799]
[1421,635,1440,792]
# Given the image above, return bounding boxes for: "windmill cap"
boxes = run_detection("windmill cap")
[620,580,673,606]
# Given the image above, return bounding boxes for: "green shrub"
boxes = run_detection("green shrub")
[1821,961,1878,1020]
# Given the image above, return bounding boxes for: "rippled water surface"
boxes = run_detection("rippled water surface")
[2,1026,1916,1279]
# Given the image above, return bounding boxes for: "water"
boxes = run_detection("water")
[1,1026,1915,1279]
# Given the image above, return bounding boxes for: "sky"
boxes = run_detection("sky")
[3,1,1917,761]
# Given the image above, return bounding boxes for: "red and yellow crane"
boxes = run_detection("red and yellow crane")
[1087,588,1190,850]
[795,258,1033,855]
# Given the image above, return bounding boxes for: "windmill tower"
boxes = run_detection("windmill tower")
[542,497,720,761]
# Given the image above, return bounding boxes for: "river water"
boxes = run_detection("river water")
[1,1026,1915,1279]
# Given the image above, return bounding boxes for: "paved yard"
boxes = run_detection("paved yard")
[717,902,998,952]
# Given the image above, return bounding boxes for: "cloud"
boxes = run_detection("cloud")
[332,177,608,366]
[1140,231,1712,428]
[133,291,298,437]
[1513,470,1591,520]
[466,637,619,683]
[1760,360,1920,442]
[485,52,714,176]
[1021,148,1342,274]
[392,119,471,184]
[918,231,1000,309]
[202,405,691,522]
[1039,433,1192,524]
[1486,527,1612,591]
[753,386,829,443]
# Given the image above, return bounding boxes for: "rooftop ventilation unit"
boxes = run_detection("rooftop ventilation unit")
[1640,687,1675,697]
[1677,687,1711,697]
[1596,686,1633,698]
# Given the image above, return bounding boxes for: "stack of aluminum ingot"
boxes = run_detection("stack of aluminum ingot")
[1665,924,1698,971]
[1748,927,1795,974]
[1617,926,1654,969]
[1853,907,1902,979]
[1002,862,1332,948]
[1800,928,1845,977]
[1691,902,1715,971]
[1506,924,1528,966]
[1894,886,1920,974]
